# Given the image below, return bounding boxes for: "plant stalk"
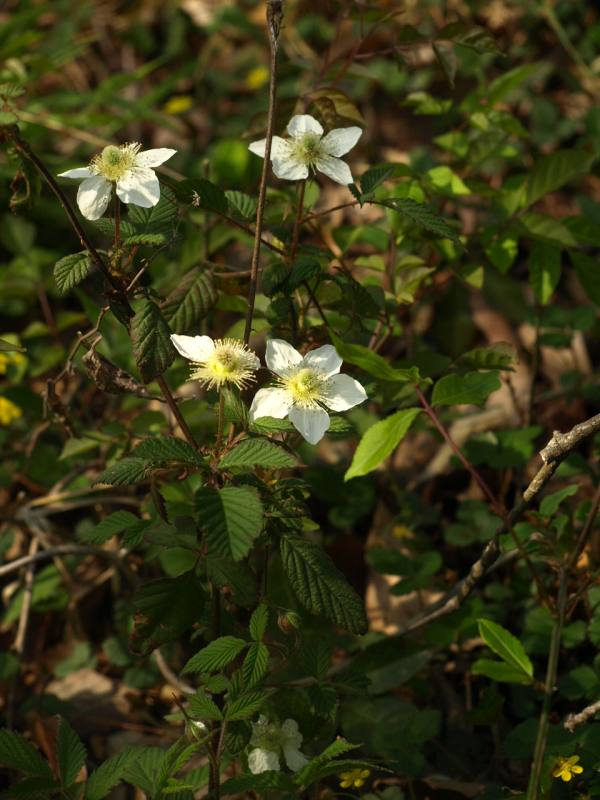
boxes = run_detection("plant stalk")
[243,0,283,344]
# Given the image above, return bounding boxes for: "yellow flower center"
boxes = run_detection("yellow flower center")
[290,134,323,167]
[282,367,324,407]
[190,339,258,390]
[91,143,141,181]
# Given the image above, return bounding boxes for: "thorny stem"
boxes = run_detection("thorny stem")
[209,580,223,799]
[155,375,199,450]
[0,125,133,316]
[527,567,567,800]
[114,192,121,257]
[243,0,283,345]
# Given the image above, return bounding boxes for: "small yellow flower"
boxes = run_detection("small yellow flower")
[0,396,22,426]
[0,350,26,374]
[553,755,583,782]
[245,65,269,90]
[0,354,8,374]
[339,769,371,789]
[163,95,193,115]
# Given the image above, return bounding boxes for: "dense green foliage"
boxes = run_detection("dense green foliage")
[1,1,600,798]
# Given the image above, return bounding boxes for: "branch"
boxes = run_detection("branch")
[564,699,600,732]
[401,412,600,635]
[243,0,283,345]
[0,544,133,581]
[0,125,133,317]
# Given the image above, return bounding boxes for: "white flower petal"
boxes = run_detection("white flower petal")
[320,126,363,157]
[248,136,291,160]
[302,344,342,378]
[248,747,280,774]
[288,405,330,445]
[323,373,367,411]
[135,148,177,167]
[76,176,112,221]
[283,743,308,772]
[58,167,94,179]
[265,339,303,375]
[280,719,303,746]
[272,157,309,181]
[287,114,324,138]
[116,167,160,207]
[249,387,293,420]
[170,334,215,363]
[315,155,354,185]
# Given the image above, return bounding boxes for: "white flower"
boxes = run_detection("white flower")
[249,339,367,445]
[58,143,176,220]
[170,334,260,390]
[248,716,308,774]
[249,114,362,185]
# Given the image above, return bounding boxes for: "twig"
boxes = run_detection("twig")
[6,538,39,728]
[0,125,133,316]
[154,649,194,695]
[416,386,505,517]
[0,544,132,581]
[565,699,600,732]
[401,413,600,635]
[155,375,199,450]
[568,483,600,573]
[527,567,567,799]
[243,0,283,345]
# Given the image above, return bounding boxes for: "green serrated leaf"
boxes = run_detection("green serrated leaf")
[345,408,421,481]
[296,738,359,786]
[249,604,269,641]
[122,233,166,246]
[225,190,257,220]
[162,268,218,335]
[54,252,92,295]
[85,748,143,800]
[132,571,205,655]
[188,690,223,721]
[456,343,517,371]
[526,150,594,208]
[206,556,256,607]
[196,486,263,561]
[0,730,53,778]
[132,436,203,466]
[93,458,152,486]
[182,636,247,675]
[79,510,140,544]
[379,197,461,243]
[224,691,265,721]
[431,371,501,407]
[280,533,367,633]
[529,241,561,305]
[57,718,86,788]
[242,642,269,686]
[218,438,296,471]
[477,618,533,678]
[128,185,177,234]
[249,416,295,434]
[130,298,176,383]
[360,164,395,195]
[519,213,578,248]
